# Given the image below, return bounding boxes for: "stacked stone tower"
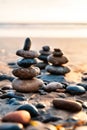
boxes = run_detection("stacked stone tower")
[36,46,52,69]
[12,38,43,93]
[46,48,70,75]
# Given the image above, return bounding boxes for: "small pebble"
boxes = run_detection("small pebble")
[2,110,31,125]
[0,123,23,130]
[35,103,46,109]
[53,98,82,112]
[77,83,87,90]
[43,82,63,92]
[66,85,86,95]
[16,104,39,117]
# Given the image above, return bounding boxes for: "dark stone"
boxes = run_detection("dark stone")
[66,85,86,95]
[16,104,39,117]
[46,65,70,75]
[53,48,63,57]
[77,83,87,90]
[23,37,31,51]
[37,74,67,83]
[38,54,48,62]
[0,91,27,100]
[35,62,48,69]
[0,74,14,82]
[35,103,46,109]
[41,113,63,123]
[0,123,23,130]
[42,46,50,51]
[17,58,37,68]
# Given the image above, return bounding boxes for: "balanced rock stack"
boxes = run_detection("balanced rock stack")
[46,48,70,75]
[12,38,44,93]
[36,46,52,69]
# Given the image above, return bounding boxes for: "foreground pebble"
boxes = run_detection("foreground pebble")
[0,123,23,130]
[53,98,82,112]
[16,104,39,117]
[2,110,31,125]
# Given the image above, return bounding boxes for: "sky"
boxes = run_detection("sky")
[0,0,87,23]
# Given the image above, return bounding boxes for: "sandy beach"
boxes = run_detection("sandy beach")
[0,37,87,129]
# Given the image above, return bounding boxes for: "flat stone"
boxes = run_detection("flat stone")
[35,62,48,69]
[17,58,37,68]
[47,54,68,65]
[38,54,48,62]
[2,110,31,125]
[53,98,82,112]
[46,65,70,75]
[16,104,39,117]
[0,123,23,130]
[43,82,63,92]
[66,85,86,95]
[12,66,40,79]
[37,74,67,83]
[16,50,39,58]
[12,78,44,93]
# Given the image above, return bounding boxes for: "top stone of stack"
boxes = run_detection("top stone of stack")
[16,38,39,58]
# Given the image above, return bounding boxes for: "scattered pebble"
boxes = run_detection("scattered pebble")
[53,98,82,112]
[16,104,39,117]
[66,85,86,95]
[2,110,31,125]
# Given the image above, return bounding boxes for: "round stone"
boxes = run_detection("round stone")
[46,65,70,75]
[17,58,37,68]
[12,78,44,92]
[66,85,86,95]
[39,50,52,55]
[12,67,40,79]
[47,55,68,65]
[53,48,63,57]
[38,54,48,62]
[43,82,63,92]
[53,98,82,112]
[0,123,23,130]
[35,62,48,69]
[2,110,31,125]
[16,50,39,58]
[16,104,39,117]
[42,46,50,51]
[23,37,31,51]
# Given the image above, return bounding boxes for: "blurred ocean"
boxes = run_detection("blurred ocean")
[0,23,87,37]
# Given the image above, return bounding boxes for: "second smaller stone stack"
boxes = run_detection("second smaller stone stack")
[36,46,52,69]
[46,48,70,75]
[12,38,43,93]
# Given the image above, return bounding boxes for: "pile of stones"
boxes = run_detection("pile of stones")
[46,48,70,75]
[36,45,52,70]
[12,38,43,93]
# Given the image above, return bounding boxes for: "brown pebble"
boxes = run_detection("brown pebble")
[12,78,43,93]
[53,98,82,112]
[12,66,40,79]
[47,55,68,65]
[2,110,31,125]
[16,50,39,58]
